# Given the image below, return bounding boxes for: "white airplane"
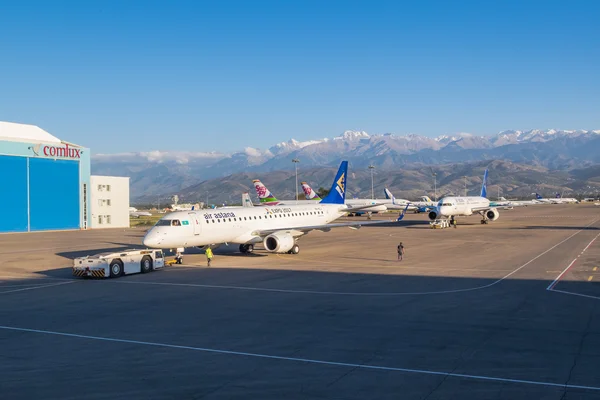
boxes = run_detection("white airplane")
[427,169,520,224]
[129,207,152,217]
[552,193,579,204]
[142,161,409,257]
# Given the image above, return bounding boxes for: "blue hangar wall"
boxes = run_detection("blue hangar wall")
[0,140,91,233]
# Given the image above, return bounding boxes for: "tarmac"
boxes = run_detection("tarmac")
[1,204,600,399]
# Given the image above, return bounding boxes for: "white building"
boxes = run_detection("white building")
[90,175,130,228]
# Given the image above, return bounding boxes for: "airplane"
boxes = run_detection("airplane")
[553,193,579,204]
[426,169,520,225]
[129,207,152,217]
[142,161,410,258]
[534,193,561,204]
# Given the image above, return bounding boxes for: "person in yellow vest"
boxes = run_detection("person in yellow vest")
[205,247,213,267]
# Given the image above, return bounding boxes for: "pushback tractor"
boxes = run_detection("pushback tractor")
[73,249,165,278]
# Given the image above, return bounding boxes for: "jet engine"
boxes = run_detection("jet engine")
[428,211,438,221]
[263,233,295,253]
[485,209,500,221]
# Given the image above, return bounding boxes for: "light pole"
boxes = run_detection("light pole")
[292,158,300,200]
[368,165,375,199]
[463,176,467,197]
[433,172,437,201]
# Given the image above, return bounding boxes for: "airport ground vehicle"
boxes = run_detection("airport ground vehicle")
[72,249,165,278]
[430,219,450,229]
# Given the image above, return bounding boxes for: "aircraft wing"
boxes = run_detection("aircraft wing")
[471,203,527,213]
[342,203,389,213]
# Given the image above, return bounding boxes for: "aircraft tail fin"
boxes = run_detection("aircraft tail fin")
[480,168,489,198]
[253,180,278,204]
[536,193,543,200]
[319,161,348,204]
[397,203,410,221]
[384,188,395,203]
[301,182,322,201]
[242,192,254,207]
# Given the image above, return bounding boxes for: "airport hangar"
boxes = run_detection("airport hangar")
[0,121,130,233]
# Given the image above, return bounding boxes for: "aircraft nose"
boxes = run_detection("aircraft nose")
[142,230,161,248]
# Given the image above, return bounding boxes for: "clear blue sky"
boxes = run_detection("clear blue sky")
[1,0,598,153]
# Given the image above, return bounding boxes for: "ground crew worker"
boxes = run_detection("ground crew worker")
[452,218,457,228]
[397,242,405,261]
[205,247,213,267]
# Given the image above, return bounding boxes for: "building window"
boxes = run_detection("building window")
[106,199,111,206]
[106,215,111,224]
[98,216,103,224]
[98,199,103,206]
[106,185,111,192]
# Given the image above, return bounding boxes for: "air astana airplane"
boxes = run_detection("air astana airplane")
[427,169,518,224]
[143,162,409,258]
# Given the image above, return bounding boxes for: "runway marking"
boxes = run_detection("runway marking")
[594,267,598,272]
[588,276,593,282]
[547,231,600,291]
[0,325,599,392]
[113,220,599,296]
[0,281,74,294]
[548,289,600,301]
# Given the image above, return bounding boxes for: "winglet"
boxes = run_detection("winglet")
[319,161,348,204]
[480,168,489,198]
[397,203,410,221]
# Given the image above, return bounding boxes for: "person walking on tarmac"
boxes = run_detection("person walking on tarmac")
[205,247,213,267]
[397,242,405,261]
[450,216,457,228]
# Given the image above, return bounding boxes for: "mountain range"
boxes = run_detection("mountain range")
[90,129,600,202]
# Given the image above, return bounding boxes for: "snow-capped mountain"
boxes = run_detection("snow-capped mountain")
[91,129,600,199]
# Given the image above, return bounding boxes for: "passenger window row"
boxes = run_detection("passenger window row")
[205,211,324,224]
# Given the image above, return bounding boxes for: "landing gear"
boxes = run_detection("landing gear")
[480,219,488,225]
[367,212,373,220]
[239,244,254,254]
[287,244,300,254]
[175,252,183,264]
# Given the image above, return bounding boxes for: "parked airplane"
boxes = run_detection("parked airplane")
[553,193,579,204]
[427,169,516,224]
[143,162,409,257]
[129,207,152,217]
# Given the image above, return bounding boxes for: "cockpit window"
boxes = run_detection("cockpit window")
[154,219,182,227]
[442,203,453,206]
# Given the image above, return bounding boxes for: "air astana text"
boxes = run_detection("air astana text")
[43,144,81,159]
[204,212,237,219]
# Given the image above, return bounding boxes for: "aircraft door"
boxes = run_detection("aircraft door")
[188,212,201,235]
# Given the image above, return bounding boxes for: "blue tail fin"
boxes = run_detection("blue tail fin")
[319,161,348,204]
[536,193,543,200]
[480,168,489,198]
[384,188,394,202]
[397,203,410,221]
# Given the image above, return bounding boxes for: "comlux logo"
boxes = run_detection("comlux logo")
[31,144,81,159]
